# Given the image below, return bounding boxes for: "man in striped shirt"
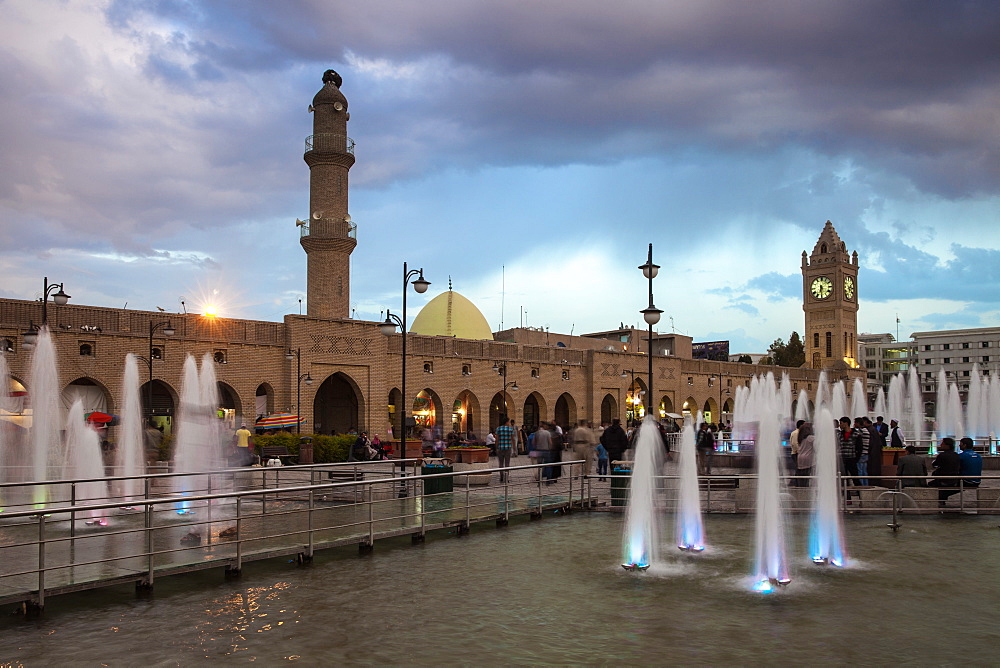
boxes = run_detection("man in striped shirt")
[496,417,517,482]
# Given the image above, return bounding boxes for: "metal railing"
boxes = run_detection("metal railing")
[298,218,357,240]
[304,133,355,154]
[0,460,589,610]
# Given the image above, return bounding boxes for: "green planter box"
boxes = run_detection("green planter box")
[610,468,631,507]
[422,464,453,494]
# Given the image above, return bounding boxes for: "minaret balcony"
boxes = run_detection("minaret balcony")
[299,219,357,239]
[305,134,355,155]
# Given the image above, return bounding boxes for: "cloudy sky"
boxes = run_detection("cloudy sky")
[1,0,998,353]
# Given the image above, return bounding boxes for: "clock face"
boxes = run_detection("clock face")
[844,276,855,300]
[811,276,833,299]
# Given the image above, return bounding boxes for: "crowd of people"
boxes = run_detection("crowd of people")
[468,416,698,483]
[226,413,987,502]
[788,416,984,503]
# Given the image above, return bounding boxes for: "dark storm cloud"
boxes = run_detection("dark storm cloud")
[99,0,1000,198]
[1,0,997,342]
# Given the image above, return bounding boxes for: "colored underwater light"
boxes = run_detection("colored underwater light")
[621,563,650,572]
[752,577,790,593]
[678,544,705,552]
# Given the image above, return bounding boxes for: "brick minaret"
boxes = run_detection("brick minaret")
[301,69,356,319]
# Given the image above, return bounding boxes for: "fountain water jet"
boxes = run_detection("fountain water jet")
[621,416,664,570]
[171,354,228,514]
[674,423,704,552]
[65,400,110,525]
[906,367,923,445]
[29,328,63,509]
[809,408,848,567]
[751,414,790,592]
[831,382,848,424]
[794,389,810,423]
[115,354,145,505]
[850,378,866,420]
[873,388,886,420]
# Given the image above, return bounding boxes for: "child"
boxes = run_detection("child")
[595,441,609,481]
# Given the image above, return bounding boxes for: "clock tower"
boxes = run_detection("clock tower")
[802,221,859,370]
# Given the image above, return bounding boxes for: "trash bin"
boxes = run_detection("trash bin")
[298,437,314,465]
[610,465,632,507]
[421,459,453,495]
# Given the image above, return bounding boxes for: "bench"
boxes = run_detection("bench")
[699,477,739,490]
[324,469,397,503]
[260,446,297,465]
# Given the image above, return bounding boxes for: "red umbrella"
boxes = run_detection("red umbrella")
[85,411,117,425]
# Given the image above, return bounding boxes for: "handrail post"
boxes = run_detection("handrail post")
[503,471,510,522]
[568,462,574,509]
[207,475,214,548]
[537,468,543,511]
[892,483,899,526]
[465,474,472,530]
[368,484,375,546]
[706,476,712,513]
[145,499,154,587]
[235,496,243,571]
[307,489,315,559]
[37,513,46,610]
[261,468,267,514]
[70,483,77,538]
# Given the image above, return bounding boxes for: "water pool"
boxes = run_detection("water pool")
[1,513,997,665]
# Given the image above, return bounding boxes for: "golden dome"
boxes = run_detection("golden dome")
[410,291,494,340]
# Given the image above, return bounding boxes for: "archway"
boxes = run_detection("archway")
[722,397,734,419]
[453,390,482,438]
[682,396,697,420]
[522,391,546,430]
[139,380,177,435]
[217,382,241,429]
[313,372,363,436]
[660,395,675,416]
[254,383,274,421]
[3,377,28,428]
[489,390,514,433]
[62,377,111,413]
[554,392,576,430]
[412,388,442,435]
[703,398,719,424]
[600,393,617,425]
[625,377,647,425]
[387,387,401,438]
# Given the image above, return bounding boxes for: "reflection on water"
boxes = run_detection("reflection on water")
[1,514,998,664]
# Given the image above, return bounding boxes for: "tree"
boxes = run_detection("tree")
[783,331,806,367]
[767,331,806,367]
[738,354,753,364]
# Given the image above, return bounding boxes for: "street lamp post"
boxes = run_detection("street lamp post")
[380,263,430,483]
[146,321,175,423]
[41,276,70,326]
[285,348,314,434]
[22,277,71,347]
[638,244,662,419]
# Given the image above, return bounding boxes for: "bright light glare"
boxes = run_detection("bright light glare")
[204,304,218,317]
